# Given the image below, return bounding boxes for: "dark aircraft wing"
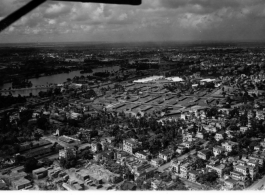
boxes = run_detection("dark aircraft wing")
[0,0,141,32]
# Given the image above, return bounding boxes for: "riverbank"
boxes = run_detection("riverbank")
[0,66,120,96]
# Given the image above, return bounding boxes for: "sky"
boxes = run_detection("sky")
[0,0,265,43]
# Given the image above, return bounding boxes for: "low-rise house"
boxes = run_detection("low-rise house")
[151,158,164,167]
[224,179,238,190]
[176,145,187,154]
[32,167,48,179]
[203,125,217,133]
[135,151,149,160]
[158,150,174,162]
[260,139,265,148]
[222,141,239,152]
[249,166,258,180]
[254,145,261,151]
[206,164,226,178]
[240,127,248,134]
[0,179,8,190]
[197,149,211,160]
[196,131,205,139]
[151,179,163,190]
[48,167,62,179]
[188,170,200,182]
[93,152,103,162]
[182,141,194,149]
[237,160,247,166]
[91,142,102,153]
[116,151,129,161]
[215,131,225,141]
[213,146,225,157]
[171,159,181,174]
[247,159,259,168]
[182,133,194,142]
[101,151,114,161]
[230,171,247,181]
[249,155,264,167]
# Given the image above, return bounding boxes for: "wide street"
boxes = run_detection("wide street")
[246,175,265,190]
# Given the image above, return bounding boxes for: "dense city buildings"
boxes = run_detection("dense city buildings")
[1,42,265,191]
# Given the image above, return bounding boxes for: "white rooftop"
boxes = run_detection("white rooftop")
[165,77,183,82]
[133,76,164,83]
[200,78,216,82]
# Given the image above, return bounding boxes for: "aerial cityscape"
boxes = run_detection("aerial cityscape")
[1,0,265,192]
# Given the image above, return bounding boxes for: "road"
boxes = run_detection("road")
[246,175,265,190]
[180,178,204,190]
[157,141,208,173]
[0,153,59,175]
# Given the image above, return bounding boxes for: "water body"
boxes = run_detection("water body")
[1,66,120,97]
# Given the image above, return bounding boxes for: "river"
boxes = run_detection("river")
[0,66,120,97]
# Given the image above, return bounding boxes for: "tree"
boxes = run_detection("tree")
[24,157,38,173]
[197,171,218,185]
[194,158,206,169]
[34,132,42,141]
[37,117,48,130]
[19,109,33,124]
[15,154,26,165]
[80,149,93,160]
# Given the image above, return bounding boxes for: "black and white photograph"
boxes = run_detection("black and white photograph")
[0,0,265,191]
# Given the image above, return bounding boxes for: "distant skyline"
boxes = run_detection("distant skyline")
[1,0,265,43]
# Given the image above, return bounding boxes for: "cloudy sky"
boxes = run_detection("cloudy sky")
[0,0,265,43]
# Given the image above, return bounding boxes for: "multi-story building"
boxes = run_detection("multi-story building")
[179,162,192,179]
[176,145,187,154]
[123,139,140,154]
[171,159,181,174]
[234,165,248,176]
[59,147,77,160]
[240,127,248,134]
[182,141,194,149]
[32,167,48,179]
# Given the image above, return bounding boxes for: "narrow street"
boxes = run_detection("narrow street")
[157,141,208,173]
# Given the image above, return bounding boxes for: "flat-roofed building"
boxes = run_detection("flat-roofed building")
[32,167,48,179]
[12,178,31,190]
